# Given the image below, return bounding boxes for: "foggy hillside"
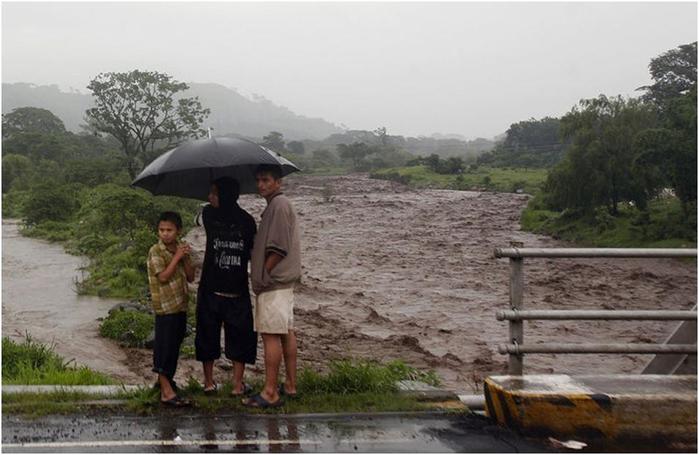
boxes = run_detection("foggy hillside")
[2,82,343,140]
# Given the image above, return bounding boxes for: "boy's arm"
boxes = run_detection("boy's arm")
[182,254,195,283]
[157,244,188,283]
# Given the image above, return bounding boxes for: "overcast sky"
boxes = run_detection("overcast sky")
[2,2,697,139]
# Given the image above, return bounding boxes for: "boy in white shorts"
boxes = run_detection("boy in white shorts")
[245,164,301,408]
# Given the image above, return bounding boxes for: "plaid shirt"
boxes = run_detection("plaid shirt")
[147,240,189,315]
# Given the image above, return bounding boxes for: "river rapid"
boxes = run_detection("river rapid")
[2,174,696,390]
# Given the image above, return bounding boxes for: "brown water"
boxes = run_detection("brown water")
[2,219,144,384]
[3,175,696,390]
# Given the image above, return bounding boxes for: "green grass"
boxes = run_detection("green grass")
[2,359,459,417]
[2,336,114,386]
[127,359,446,415]
[521,196,697,248]
[371,165,547,194]
[2,391,120,418]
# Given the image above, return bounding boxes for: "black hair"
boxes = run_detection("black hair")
[255,164,283,180]
[212,177,240,212]
[158,211,182,230]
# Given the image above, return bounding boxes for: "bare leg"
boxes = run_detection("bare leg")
[203,360,215,390]
[159,374,176,401]
[260,333,282,403]
[232,361,246,394]
[281,330,297,394]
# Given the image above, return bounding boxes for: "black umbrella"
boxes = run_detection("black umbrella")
[131,137,300,200]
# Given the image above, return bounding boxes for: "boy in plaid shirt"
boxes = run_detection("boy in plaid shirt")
[147,211,195,406]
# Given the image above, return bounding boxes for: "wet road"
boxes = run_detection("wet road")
[2,411,550,452]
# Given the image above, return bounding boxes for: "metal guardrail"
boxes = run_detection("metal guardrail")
[494,246,698,375]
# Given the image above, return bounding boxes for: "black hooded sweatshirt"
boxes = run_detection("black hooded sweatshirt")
[199,179,256,295]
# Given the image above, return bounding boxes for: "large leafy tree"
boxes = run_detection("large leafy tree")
[640,41,697,110]
[636,42,697,217]
[545,95,657,214]
[85,70,210,179]
[2,107,66,139]
[478,117,565,168]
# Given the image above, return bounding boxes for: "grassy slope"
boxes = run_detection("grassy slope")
[521,197,697,248]
[371,165,547,194]
[2,337,114,386]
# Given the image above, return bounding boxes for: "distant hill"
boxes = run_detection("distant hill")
[2,83,92,133]
[2,82,343,140]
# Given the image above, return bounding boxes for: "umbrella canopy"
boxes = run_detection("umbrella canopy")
[131,137,300,200]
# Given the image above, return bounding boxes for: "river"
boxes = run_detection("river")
[2,174,696,389]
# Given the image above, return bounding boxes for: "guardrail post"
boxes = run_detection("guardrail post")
[509,253,524,375]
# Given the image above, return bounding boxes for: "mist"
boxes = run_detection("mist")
[2,1,696,139]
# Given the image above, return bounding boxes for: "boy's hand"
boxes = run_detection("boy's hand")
[175,243,191,260]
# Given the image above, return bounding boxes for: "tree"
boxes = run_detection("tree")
[85,70,210,179]
[637,42,698,217]
[23,183,80,225]
[337,142,372,170]
[261,131,286,153]
[77,184,159,240]
[546,95,657,214]
[2,107,66,138]
[640,42,697,110]
[635,87,697,216]
[287,140,305,155]
[374,126,389,146]
[477,117,565,168]
[2,154,33,193]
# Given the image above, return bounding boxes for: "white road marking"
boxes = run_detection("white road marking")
[3,438,414,449]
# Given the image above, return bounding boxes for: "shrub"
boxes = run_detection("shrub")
[99,310,153,347]
[22,183,80,225]
[297,359,439,395]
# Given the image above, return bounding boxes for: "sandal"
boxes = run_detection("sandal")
[243,393,283,408]
[230,382,253,397]
[203,382,218,396]
[279,383,298,398]
[161,395,192,407]
[153,379,179,393]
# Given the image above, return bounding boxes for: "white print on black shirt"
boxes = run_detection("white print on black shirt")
[213,237,244,270]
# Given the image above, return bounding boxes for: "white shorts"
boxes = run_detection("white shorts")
[254,288,294,334]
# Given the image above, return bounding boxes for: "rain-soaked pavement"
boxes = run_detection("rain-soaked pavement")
[2,411,552,452]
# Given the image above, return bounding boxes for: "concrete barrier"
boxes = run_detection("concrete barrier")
[484,374,697,446]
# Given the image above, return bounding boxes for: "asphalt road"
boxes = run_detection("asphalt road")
[2,411,552,452]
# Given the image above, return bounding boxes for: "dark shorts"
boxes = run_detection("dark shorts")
[152,311,187,379]
[195,290,257,364]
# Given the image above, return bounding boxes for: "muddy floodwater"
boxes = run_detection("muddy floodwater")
[3,174,696,390]
[2,220,143,383]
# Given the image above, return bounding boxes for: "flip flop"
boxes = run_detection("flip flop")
[279,383,298,398]
[153,379,179,392]
[161,395,192,407]
[243,393,283,409]
[203,382,218,396]
[230,382,252,397]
